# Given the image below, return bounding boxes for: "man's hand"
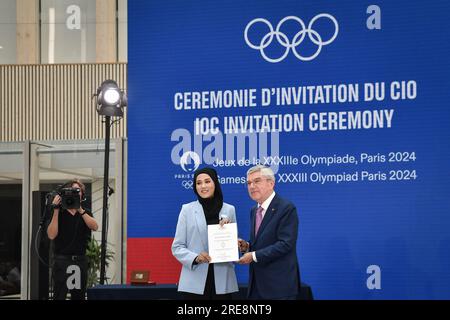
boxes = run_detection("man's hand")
[238,252,253,264]
[195,251,211,264]
[52,195,61,206]
[238,238,249,253]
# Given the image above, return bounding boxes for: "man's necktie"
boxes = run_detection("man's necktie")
[255,206,264,236]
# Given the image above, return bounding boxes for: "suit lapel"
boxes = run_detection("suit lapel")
[250,206,257,243]
[193,201,208,249]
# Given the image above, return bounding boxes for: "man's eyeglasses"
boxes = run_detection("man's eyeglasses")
[246,178,269,187]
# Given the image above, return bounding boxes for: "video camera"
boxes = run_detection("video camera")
[59,187,81,209]
[47,186,81,210]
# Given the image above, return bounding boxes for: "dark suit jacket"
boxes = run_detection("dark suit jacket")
[248,193,301,299]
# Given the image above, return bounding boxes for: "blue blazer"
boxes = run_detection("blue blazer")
[248,194,301,299]
[172,201,239,295]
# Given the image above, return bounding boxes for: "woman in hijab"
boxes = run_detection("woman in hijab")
[172,167,239,299]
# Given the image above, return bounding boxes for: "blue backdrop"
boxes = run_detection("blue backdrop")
[128,0,450,299]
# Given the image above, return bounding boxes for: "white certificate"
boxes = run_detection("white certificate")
[207,223,239,263]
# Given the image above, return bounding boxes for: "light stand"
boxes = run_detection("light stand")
[94,80,127,285]
[100,115,111,284]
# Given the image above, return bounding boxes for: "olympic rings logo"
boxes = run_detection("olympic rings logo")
[182,180,193,189]
[244,14,339,63]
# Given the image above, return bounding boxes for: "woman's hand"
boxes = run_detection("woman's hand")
[195,251,211,264]
[219,218,230,227]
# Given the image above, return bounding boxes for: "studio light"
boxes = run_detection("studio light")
[95,80,127,117]
[93,79,127,285]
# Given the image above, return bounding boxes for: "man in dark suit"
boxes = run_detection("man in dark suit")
[238,165,301,300]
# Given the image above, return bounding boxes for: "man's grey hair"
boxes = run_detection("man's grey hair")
[246,165,275,182]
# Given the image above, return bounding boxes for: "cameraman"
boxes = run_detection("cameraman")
[47,179,98,300]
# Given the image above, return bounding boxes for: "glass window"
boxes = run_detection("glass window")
[41,0,97,63]
[118,0,127,62]
[0,0,17,64]
[0,139,124,298]
[1,0,127,64]
[0,142,23,298]
[34,139,122,295]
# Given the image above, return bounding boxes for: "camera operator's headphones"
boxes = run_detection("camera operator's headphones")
[64,178,87,202]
